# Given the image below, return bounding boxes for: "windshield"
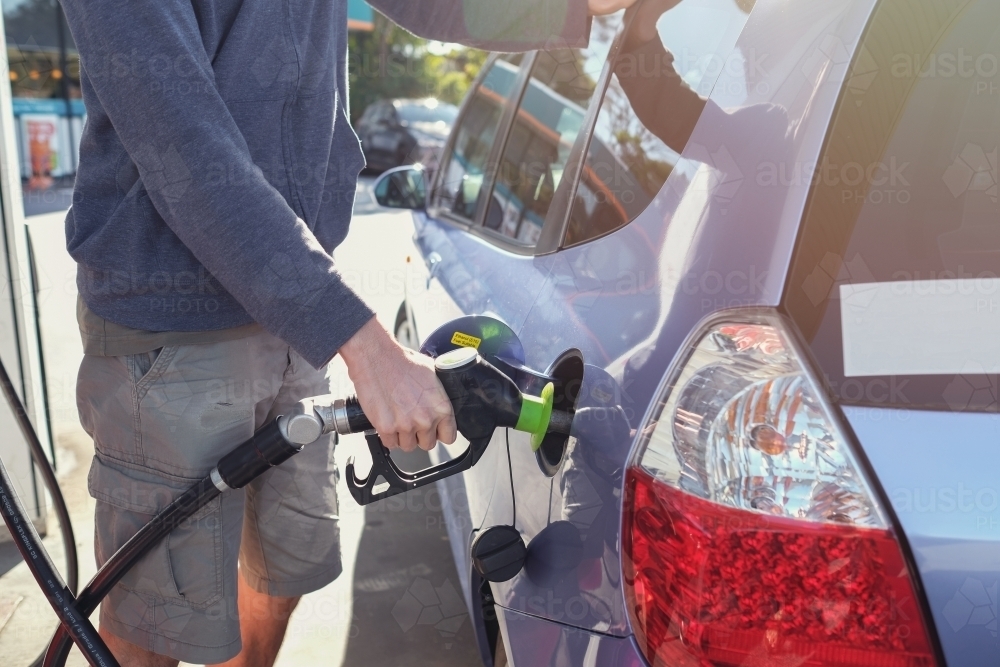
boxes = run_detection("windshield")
[397,102,458,125]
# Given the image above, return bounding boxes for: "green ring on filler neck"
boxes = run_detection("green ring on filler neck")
[515,382,555,451]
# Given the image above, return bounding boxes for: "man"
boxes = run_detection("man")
[60,0,637,665]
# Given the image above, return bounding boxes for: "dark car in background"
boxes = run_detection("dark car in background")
[356,97,458,172]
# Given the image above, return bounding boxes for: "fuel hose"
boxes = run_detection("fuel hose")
[0,358,110,666]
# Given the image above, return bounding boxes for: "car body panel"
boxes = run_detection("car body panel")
[394,0,1000,663]
[497,605,646,667]
[844,406,1000,665]
[404,208,549,631]
[491,0,881,638]
[405,210,553,346]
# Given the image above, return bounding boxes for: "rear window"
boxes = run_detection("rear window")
[565,0,754,247]
[784,0,1000,412]
[484,12,624,246]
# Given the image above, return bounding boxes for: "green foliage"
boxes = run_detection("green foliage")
[613,129,672,197]
[347,15,486,122]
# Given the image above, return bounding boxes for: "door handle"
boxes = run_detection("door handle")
[426,252,442,289]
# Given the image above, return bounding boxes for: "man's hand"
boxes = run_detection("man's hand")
[340,318,457,452]
[588,0,639,16]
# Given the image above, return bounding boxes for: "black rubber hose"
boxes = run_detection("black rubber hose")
[215,419,300,489]
[44,416,299,666]
[0,356,78,594]
[49,418,295,666]
[42,476,221,667]
[0,457,118,667]
[0,357,86,666]
[44,419,298,666]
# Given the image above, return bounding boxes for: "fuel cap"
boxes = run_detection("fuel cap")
[471,525,526,583]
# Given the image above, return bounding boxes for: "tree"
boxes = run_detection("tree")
[348,12,486,122]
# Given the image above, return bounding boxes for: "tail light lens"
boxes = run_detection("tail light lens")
[623,313,937,667]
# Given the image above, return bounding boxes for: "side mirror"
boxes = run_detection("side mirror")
[372,165,427,210]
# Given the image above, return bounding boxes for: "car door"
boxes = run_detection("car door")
[358,102,382,163]
[403,14,628,601]
[403,54,538,608]
[488,0,758,638]
[356,102,378,148]
[406,54,529,348]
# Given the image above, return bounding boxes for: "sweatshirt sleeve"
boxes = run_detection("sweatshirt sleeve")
[60,0,374,369]
[369,0,592,51]
[615,37,707,154]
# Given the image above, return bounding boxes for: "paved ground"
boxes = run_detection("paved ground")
[0,176,484,666]
[341,448,482,667]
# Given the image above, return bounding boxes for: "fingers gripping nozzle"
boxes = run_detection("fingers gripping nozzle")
[338,347,572,505]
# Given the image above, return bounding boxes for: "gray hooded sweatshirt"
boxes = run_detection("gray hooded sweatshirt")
[60,0,590,367]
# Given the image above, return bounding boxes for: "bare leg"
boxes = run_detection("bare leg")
[100,627,179,667]
[210,572,301,667]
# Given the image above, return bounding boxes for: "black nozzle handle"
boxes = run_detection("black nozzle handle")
[333,350,523,440]
[343,348,518,505]
[341,347,573,505]
[346,433,493,505]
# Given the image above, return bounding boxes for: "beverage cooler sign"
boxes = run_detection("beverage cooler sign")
[21,114,60,189]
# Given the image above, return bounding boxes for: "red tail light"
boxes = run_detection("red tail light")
[622,313,937,667]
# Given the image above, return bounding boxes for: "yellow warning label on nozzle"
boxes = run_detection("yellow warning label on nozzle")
[451,331,482,349]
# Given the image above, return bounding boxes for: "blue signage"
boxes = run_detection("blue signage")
[12,98,86,117]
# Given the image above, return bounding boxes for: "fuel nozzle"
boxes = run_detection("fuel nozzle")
[217,346,574,506]
[431,347,571,451]
[323,346,571,448]
[312,346,574,505]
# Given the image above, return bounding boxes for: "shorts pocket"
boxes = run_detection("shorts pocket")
[89,454,225,609]
[166,497,224,607]
[124,346,177,397]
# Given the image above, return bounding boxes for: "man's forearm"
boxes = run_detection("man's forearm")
[615,37,706,153]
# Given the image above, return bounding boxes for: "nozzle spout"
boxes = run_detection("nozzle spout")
[546,409,573,436]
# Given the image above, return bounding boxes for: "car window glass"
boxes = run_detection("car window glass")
[433,53,525,221]
[785,0,1000,412]
[484,13,625,246]
[565,0,754,247]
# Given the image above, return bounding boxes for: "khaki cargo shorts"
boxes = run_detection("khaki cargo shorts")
[78,330,341,664]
